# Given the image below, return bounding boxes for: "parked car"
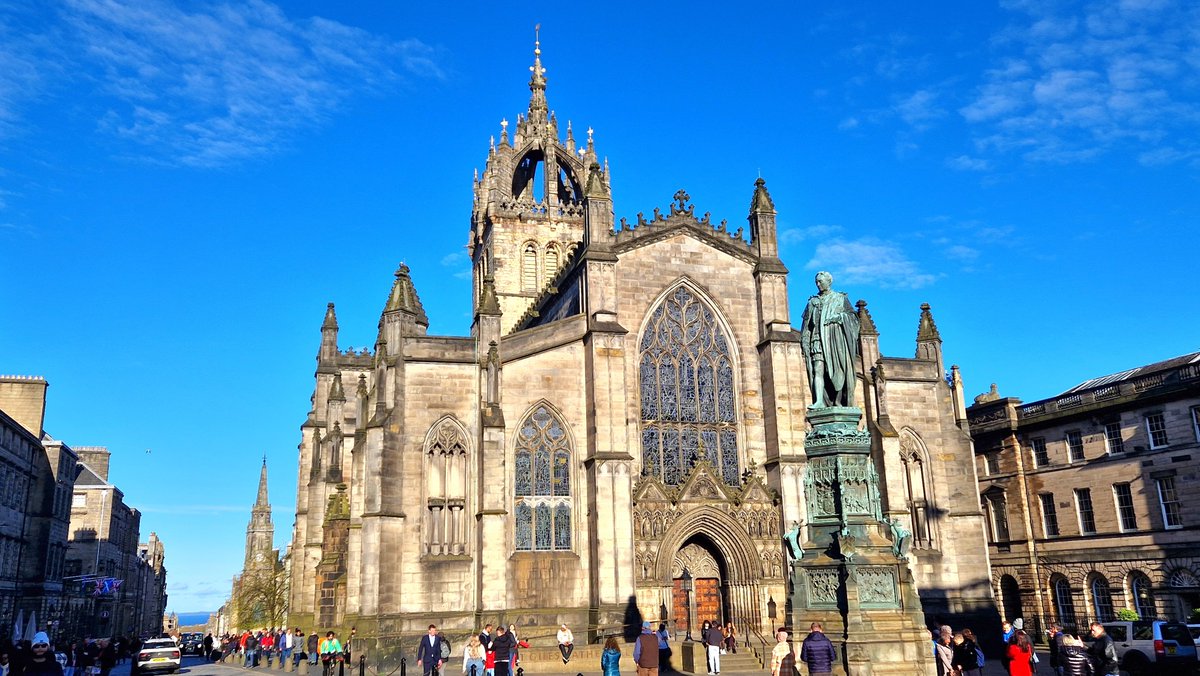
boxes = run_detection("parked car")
[1189,624,1200,657]
[136,637,182,674]
[1100,620,1197,675]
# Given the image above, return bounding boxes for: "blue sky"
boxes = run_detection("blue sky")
[1,0,1197,613]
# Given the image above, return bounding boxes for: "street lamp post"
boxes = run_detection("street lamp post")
[681,567,693,641]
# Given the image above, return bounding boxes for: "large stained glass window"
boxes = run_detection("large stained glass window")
[514,405,573,551]
[640,286,740,486]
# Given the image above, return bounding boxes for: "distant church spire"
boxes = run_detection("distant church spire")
[255,455,269,509]
[527,24,548,123]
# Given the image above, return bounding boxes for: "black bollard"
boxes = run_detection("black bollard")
[358,655,365,676]
[400,656,406,676]
[516,668,523,676]
[470,665,477,676]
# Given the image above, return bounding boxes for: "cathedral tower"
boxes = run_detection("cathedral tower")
[468,29,602,332]
[245,457,275,571]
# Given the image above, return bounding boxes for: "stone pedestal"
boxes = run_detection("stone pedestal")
[790,406,934,676]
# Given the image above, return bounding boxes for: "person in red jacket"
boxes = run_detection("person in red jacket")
[1005,631,1035,676]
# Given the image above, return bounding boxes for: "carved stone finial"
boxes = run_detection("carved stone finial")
[855,299,878,335]
[917,302,941,343]
[322,302,338,330]
[750,177,775,212]
[478,274,501,316]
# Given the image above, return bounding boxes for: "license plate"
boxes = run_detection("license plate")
[153,658,169,662]
[1167,646,1177,655]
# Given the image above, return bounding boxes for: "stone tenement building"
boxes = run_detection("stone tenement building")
[1,376,79,643]
[969,352,1200,631]
[67,446,169,638]
[288,39,997,645]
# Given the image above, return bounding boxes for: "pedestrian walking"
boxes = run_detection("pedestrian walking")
[600,637,621,676]
[490,626,515,676]
[461,636,485,676]
[769,629,795,676]
[556,624,574,665]
[1046,623,1065,676]
[704,621,723,675]
[799,623,836,676]
[655,622,671,669]
[633,621,660,676]
[24,633,65,676]
[415,625,443,676]
[932,630,953,676]
[307,632,320,667]
[1085,623,1118,676]
[1006,631,1035,676]
[950,632,982,676]
[1059,635,1093,676]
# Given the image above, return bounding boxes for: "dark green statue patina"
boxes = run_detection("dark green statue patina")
[799,271,860,409]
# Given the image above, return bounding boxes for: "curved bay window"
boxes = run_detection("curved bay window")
[639,286,739,486]
[514,405,572,551]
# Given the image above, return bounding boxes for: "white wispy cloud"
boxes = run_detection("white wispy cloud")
[894,89,945,130]
[440,250,472,280]
[961,0,1200,164]
[54,0,442,166]
[780,224,843,247]
[946,155,991,171]
[805,237,937,289]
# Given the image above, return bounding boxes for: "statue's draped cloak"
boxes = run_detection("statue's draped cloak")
[800,290,860,407]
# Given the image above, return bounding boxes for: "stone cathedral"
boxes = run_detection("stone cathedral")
[288,39,997,649]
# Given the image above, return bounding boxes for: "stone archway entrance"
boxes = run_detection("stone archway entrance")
[631,461,787,637]
[672,539,725,634]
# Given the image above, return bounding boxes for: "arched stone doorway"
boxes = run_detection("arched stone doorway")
[672,538,726,634]
[1000,574,1022,623]
[632,461,786,636]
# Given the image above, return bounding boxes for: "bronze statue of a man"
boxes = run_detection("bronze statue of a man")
[799,271,860,408]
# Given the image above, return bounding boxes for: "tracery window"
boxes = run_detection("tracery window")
[899,430,936,548]
[514,405,572,551]
[639,285,740,486]
[425,418,468,555]
[522,242,538,292]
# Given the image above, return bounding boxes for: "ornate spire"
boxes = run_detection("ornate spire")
[329,372,345,401]
[916,302,941,343]
[478,274,501,315]
[750,177,775,213]
[527,24,548,123]
[384,263,429,325]
[322,302,338,329]
[255,456,269,509]
[856,300,878,335]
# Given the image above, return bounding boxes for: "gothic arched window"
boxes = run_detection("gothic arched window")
[424,418,468,555]
[514,405,572,551]
[639,285,739,486]
[899,429,936,548]
[522,242,538,292]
